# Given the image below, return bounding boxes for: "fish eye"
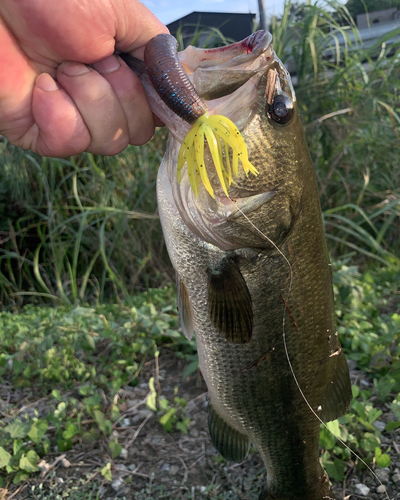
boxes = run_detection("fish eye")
[268,94,294,125]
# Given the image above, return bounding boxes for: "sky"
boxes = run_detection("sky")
[142,0,286,26]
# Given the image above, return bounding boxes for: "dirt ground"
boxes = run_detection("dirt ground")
[2,352,400,500]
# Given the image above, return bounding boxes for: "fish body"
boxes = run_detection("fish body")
[127,31,352,499]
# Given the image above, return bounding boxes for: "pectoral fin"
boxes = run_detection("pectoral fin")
[208,400,250,462]
[207,258,252,344]
[320,348,352,422]
[176,274,194,341]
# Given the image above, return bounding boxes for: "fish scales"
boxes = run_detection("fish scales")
[125,30,352,500]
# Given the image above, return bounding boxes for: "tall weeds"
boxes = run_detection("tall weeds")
[272,0,400,263]
[0,0,399,306]
[0,133,171,306]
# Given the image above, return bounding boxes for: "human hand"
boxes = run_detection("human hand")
[0,0,168,157]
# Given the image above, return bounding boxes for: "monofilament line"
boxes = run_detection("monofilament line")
[228,198,391,500]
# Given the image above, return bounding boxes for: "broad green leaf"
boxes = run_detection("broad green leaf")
[352,401,367,419]
[159,408,177,432]
[84,333,96,350]
[326,420,340,436]
[4,419,31,439]
[83,394,102,407]
[182,360,199,380]
[93,410,112,434]
[320,451,345,481]
[57,438,73,452]
[19,450,40,472]
[28,419,49,444]
[360,433,380,452]
[111,404,121,422]
[176,418,190,435]
[42,437,51,454]
[0,447,12,468]
[52,389,62,401]
[367,408,382,424]
[109,440,122,459]
[54,402,67,418]
[62,423,79,440]
[13,471,29,484]
[327,458,345,482]
[13,439,24,457]
[320,426,336,450]
[375,447,391,468]
[159,397,169,411]
[376,454,391,468]
[174,397,187,408]
[386,421,400,431]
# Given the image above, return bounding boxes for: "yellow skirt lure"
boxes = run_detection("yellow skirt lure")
[177,114,258,198]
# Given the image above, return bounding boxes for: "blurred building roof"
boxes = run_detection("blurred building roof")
[167,12,256,47]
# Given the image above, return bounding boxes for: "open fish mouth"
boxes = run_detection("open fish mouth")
[180,30,274,100]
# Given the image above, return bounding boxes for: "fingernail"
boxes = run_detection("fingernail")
[36,73,59,91]
[59,61,90,76]
[92,55,121,75]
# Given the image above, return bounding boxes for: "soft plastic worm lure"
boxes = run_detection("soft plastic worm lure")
[144,34,258,198]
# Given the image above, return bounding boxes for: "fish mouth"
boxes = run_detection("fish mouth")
[180,30,274,100]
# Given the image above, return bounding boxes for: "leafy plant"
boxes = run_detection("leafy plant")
[0,287,198,484]
[147,378,190,434]
[0,1,399,497]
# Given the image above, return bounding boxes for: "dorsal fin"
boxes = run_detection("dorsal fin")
[208,399,250,462]
[207,258,252,344]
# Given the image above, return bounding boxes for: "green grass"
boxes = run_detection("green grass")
[0,135,170,307]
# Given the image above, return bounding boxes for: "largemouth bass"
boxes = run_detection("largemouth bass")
[123,30,352,500]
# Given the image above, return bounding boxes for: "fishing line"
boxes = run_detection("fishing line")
[228,198,391,500]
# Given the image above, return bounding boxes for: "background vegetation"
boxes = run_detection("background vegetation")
[0,0,399,497]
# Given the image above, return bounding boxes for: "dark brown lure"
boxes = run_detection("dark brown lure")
[144,34,207,124]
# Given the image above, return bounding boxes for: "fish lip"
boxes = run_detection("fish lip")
[180,30,273,71]
[197,30,273,70]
